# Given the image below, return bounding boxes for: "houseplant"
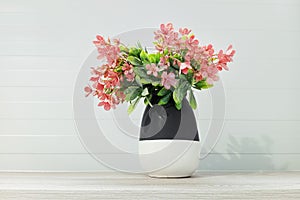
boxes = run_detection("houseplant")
[85,23,235,177]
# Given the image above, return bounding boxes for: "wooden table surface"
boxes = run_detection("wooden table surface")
[0,172,299,199]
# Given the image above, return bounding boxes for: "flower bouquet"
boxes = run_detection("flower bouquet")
[85,23,235,114]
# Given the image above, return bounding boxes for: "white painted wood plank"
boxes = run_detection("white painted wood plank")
[1,29,300,59]
[0,172,299,199]
[0,119,76,135]
[0,89,299,120]
[0,102,74,119]
[200,153,300,171]
[0,70,78,87]
[0,87,73,102]
[0,58,299,89]
[0,0,299,32]
[0,120,299,154]
[0,118,298,141]
[0,154,107,171]
[211,121,300,154]
[223,89,300,121]
[0,56,82,70]
[0,136,88,154]
[0,0,299,172]
[0,172,299,200]
[0,154,299,171]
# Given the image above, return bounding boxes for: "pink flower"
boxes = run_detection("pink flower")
[98,101,111,111]
[194,71,203,82]
[179,62,192,74]
[159,23,174,35]
[84,85,93,97]
[154,23,180,52]
[179,28,191,35]
[217,45,236,71]
[146,63,160,77]
[93,35,106,46]
[161,72,177,89]
[159,56,170,67]
[202,44,214,57]
[122,63,135,82]
[93,35,120,66]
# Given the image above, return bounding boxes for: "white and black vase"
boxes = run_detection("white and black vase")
[139,95,201,178]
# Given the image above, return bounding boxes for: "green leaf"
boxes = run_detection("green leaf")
[141,88,149,96]
[139,78,151,85]
[135,75,142,87]
[173,79,190,105]
[127,56,142,66]
[175,101,182,110]
[194,80,213,90]
[155,53,161,63]
[151,81,161,87]
[189,89,197,109]
[129,48,141,57]
[190,60,200,70]
[148,54,157,63]
[133,66,147,77]
[119,45,129,53]
[186,70,194,84]
[140,50,149,62]
[133,66,161,86]
[157,87,171,96]
[144,94,152,105]
[158,92,172,106]
[127,96,141,114]
[124,86,142,101]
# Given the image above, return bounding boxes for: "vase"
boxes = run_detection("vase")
[139,95,201,178]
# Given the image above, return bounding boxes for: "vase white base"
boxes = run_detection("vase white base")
[139,140,201,178]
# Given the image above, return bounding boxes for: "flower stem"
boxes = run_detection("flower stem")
[145,96,153,107]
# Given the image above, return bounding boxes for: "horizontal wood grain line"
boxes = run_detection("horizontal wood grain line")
[0,55,77,57]
[0,0,299,9]
[0,154,300,172]
[1,89,298,120]
[0,153,298,155]
[0,153,299,171]
[0,118,300,121]
[0,119,299,154]
[1,26,300,32]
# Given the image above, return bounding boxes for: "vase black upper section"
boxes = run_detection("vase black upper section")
[139,95,199,141]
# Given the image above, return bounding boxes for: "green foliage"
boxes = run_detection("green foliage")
[158,92,172,106]
[127,56,142,66]
[140,50,149,62]
[189,89,197,109]
[186,70,194,85]
[135,75,142,87]
[148,54,157,63]
[194,80,213,90]
[155,52,161,63]
[175,101,182,110]
[133,67,160,86]
[143,94,152,106]
[190,60,200,70]
[127,96,141,114]
[173,78,190,110]
[129,48,142,57]
[139,51,161,65]
[141,88,149,96]
[124,86,142,101]
[119,45,129,53]
[173,53,184,62]
[157,87,171,96]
